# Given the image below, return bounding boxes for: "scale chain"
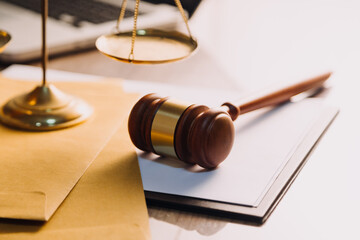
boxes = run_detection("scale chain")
[128,0,140,62]
[116,0,128,32]
[174,0,193,39]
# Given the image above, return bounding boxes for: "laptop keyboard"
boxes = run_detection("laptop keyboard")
[1,0,136,27]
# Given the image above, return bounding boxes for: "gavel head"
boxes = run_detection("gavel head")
[128,93,235,169]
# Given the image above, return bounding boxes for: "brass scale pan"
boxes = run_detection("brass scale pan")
[0,30,11,53]
[96,0,198,64]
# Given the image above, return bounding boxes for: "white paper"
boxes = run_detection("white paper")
[138,99,327,207]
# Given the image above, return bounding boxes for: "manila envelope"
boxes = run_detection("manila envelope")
[0,77,135,221]
[0,115,150,240]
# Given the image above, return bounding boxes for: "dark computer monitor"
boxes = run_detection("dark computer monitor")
[143,0,202,18]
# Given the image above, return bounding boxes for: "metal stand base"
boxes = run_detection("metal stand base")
[0,84,93,131]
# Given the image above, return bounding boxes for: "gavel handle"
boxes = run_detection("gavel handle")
[222,72,332,121]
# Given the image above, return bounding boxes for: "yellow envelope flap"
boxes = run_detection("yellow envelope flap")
[0,100,151,240]
[0,77,136,221]
[0,192,45,220]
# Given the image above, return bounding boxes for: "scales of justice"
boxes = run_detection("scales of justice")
[0,0,197,131]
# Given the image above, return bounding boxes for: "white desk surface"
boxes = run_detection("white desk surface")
[22,0,360,239]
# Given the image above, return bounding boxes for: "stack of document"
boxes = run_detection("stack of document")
[121,71,338,223]
[0,66,150,239]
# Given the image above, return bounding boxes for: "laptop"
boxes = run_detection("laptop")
[0,0,182,63]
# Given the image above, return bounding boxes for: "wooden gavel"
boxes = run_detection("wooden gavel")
[128,72,331,169]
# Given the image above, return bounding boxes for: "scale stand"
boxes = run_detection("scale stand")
[0,0,92,131]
